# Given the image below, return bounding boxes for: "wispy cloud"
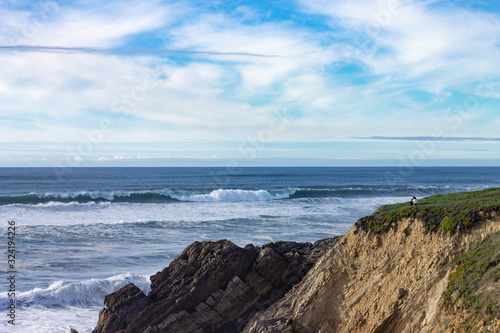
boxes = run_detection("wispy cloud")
[298,0,500,85]
[0,45,288,58]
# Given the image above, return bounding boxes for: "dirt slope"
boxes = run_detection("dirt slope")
[243,215,500,333]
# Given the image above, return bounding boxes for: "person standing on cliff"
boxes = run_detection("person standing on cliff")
[410,196,418,206]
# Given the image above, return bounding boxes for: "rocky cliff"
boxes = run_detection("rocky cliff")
[93,238,338,333]
[93,189,500,333]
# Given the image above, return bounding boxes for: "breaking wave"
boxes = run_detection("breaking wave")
[1,273,150,308]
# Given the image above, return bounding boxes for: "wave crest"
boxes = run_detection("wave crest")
[171,189,295,202]
[1,273,150,308]
[0,189,296,205]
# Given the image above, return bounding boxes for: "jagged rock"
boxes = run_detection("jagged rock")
[93,238,338,333]
[93,283,152,333]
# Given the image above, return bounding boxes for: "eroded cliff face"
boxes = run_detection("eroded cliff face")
[243,215,500,333]
[92,238,338,333]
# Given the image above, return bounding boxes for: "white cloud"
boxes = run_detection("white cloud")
[1,0,179,46]
[169,11,337,90]
[0,1,347,143]
[298,0,500,85]
[1,0,500,164]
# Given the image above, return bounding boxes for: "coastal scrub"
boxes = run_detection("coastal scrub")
[443,231,500,323]
[357,188,500,233]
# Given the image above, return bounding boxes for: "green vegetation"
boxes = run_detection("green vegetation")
[443,231,500,321]
[357,188,500,234]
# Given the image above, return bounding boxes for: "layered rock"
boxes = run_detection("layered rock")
[93,238,338,333]
[243,215,500,333]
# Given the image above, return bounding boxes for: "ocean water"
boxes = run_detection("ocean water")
[1,167,499,332]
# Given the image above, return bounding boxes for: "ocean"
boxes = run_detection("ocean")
[1,167,499,332]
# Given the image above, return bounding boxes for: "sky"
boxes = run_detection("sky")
[0,0,499,167]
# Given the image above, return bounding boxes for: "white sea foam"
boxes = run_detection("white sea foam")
[33,190,163,200]
[0,274,151,332]
[25,189,297,202]
[0,273,150,308]
[172,189,295,202]
[31,201,107,208]
[1,305,100,333]
[2,189,296,205]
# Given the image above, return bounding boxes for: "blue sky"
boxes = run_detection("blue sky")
[0,0,499,167]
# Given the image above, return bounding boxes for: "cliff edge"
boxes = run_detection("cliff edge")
[92,188,500,333]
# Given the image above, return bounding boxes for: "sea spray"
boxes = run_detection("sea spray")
[0,273,150,309]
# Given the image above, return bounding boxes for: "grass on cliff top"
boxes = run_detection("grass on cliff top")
[357,188,500,234]
[443,231,500,322]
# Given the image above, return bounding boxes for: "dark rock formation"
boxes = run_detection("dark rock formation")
[93,238,338,333]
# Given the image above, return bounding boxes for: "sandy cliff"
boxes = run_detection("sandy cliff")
[244,215,499,333]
